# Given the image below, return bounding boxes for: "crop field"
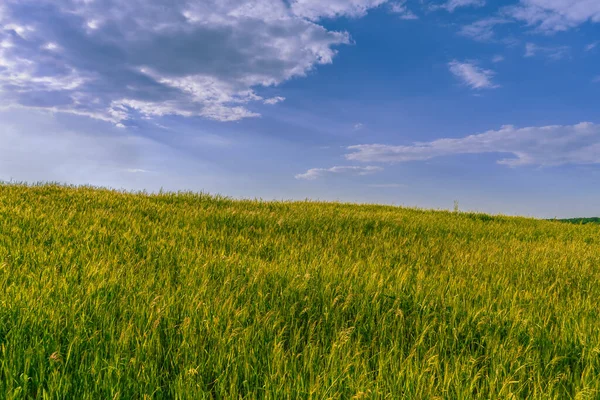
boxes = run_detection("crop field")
[1,184,599,399]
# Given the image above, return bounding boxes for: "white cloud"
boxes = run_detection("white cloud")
[524,43,536,56]
[86,19,100,30]
[3,23,35,39]
[433,0,485,12]
[295,165,383,180]
[264,96,286,105]
[448,61,499,90]
[0,0,369,124]
[492,55,505,63]
[585,41,599,51]
[201,104,262,122]
[0,43,89,93]
[389,1,418,20]
[457,1,600,42]
[42,42,60,51]
[346,122,600,167]
[507,0,600,33]
[524,42,569,60]
[110,99,196,119]
[290,0,389,20]
[354,122,365,130]
[459,18,512,41]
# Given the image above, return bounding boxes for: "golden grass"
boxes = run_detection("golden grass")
[1,183,599,399]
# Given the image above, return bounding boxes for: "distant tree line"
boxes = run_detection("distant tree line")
[555,217,600,225]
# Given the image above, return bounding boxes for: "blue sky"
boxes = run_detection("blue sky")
[0,0,599,218]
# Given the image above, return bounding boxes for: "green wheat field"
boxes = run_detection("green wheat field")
[1,183,599,399]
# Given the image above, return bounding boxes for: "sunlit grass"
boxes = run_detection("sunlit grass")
[1,183,599,399]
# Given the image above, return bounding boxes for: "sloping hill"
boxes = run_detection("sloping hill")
[1,184,599,398]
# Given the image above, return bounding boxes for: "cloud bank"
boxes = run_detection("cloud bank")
[0,0,390,124]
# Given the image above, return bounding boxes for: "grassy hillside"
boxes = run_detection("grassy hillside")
[1,184,600,399]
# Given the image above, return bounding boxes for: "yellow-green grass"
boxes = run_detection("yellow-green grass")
[1,183,599,399]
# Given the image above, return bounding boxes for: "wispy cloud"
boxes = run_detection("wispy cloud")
[506,0,600,33]
[432,0,485,12]
[585,41,599,51]
[524,43,569,60]
[389,1,418,19]
[448,61,499,90]
[492,55,505,63]
[295,166,383,180]
[456,1,600,43]
[459,18,512,41]
[346,122,600,167]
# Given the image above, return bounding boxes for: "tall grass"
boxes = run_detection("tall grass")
[1,183,599,399]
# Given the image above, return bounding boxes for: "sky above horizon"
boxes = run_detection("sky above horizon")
[1,0,599,218]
